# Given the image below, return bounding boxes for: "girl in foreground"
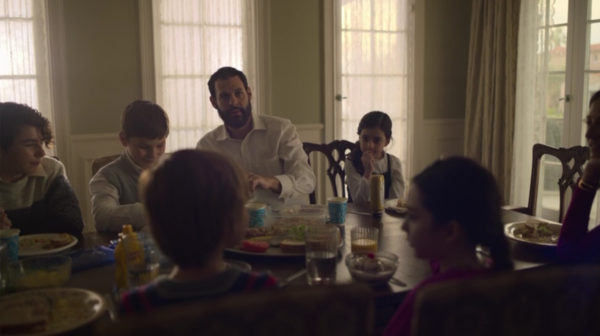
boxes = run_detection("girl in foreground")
[345,111,405,202]
[384,156,513,335]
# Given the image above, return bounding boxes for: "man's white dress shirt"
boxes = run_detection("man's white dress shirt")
[197,114,315,207]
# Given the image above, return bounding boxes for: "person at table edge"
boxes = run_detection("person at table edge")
[196,66,315,206]
[0,102,83,236]
[557,90,600,263]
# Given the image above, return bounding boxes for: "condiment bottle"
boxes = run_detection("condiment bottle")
[370,174,385,215]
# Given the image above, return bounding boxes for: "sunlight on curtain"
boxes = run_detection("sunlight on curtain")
[0,0,52,126]
[339,0,412,180]
[152,0,256,152]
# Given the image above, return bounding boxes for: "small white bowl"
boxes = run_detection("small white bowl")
[345,251,399,285]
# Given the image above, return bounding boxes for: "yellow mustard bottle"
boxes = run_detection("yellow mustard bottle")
[114,224,133,290]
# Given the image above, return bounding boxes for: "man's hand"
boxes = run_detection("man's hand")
[248,173,282,194]
[0,208,12,229]
[361,151,375,179]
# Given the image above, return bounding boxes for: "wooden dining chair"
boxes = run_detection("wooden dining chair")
[411,264,600,336]
[94,283,374,336]
[303,140,355,204]
[511,143,589,222]
[91,154,120,176]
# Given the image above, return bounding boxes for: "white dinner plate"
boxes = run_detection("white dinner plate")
[0,287,106,336]
[18,234,78,257]
[504,221,561,247]
[385,205,408,216]
[225,246,305,258]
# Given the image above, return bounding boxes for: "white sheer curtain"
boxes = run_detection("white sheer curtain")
[511,0,550,211]
[0,0,53,132]
[152,0,256,152]
[338,0,412,177]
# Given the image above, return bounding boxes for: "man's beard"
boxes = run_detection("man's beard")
[218,103,252,129]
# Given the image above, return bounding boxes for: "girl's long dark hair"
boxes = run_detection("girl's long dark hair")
[413,156,513,271]
[348,111,392,175]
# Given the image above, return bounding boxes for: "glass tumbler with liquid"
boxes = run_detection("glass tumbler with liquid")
[305,225,339,285]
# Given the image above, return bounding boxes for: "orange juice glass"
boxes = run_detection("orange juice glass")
[350,227,379,253]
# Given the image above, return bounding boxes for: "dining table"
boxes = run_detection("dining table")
[57,200,559,334]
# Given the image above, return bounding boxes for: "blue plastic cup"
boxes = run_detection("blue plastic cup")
[328,197,348,224]
[0,229,20,261]
[246,202,267,228]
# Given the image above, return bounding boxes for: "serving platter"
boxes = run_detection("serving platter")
[504,221,561,247]
[19,234,78,257]
[0,288,106,336]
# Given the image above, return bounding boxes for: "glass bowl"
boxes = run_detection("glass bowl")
[345,251,399,285]
[9,255,72,290]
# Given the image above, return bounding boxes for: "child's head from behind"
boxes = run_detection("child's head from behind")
[0,103,53,179]
[120,100,169,169]
[140,149,249,269]
[402,156,512,270]
[357,111,392,159]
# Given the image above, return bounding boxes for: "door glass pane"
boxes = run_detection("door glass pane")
[588,23,600,70]
[549,0,569,24]
[548,26,568,71]
[592,0,600,20]
[540,156,561,217]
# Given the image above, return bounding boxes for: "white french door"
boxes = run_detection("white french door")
[328,0,413,181]
[513,0,600,222]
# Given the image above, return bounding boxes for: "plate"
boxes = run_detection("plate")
[385,205,408,216]
[19,234,78,257]
[0,288,106,336]
[504,221,561,247]
[225,246,305,258]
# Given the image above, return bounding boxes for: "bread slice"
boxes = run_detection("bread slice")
[280,239,305,253]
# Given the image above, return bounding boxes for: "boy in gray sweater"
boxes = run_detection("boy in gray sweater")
[90,100,169,232]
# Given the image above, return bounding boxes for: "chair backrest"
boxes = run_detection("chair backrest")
[91,154,120,176]
[525,143,589,222]
[303,140,355,204]
[412,264,600,336]
[95,283,374,336]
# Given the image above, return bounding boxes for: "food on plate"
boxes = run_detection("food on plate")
[247,236,273,243]
[396,199,406,208]
[0,298,49,334]
[514,219,559,244]
[280,239,306,253]
[240,240,269,253]
[20,233,74,250]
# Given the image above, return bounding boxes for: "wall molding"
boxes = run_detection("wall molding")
[68,133,121,232]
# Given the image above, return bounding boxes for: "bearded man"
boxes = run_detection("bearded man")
[197,67,315,206]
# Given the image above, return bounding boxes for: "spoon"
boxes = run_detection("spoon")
[389,276,407,287]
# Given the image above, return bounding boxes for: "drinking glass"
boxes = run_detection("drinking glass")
[350,227,379,253]
[305,225,339,285]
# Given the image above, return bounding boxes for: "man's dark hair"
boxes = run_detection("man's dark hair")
[0,102,53,150]
[207,67,249,97]
[121,100,169,139]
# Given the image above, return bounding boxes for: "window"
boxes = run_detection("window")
[0,0,52,131]
[513,0,599,222]
[334,0,413,182]
[150,0,257,152]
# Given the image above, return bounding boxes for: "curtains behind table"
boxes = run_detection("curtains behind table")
[464,0,521,203]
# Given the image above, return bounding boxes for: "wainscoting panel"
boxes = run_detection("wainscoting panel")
[412,119,465,176]
[67,134,122,233]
